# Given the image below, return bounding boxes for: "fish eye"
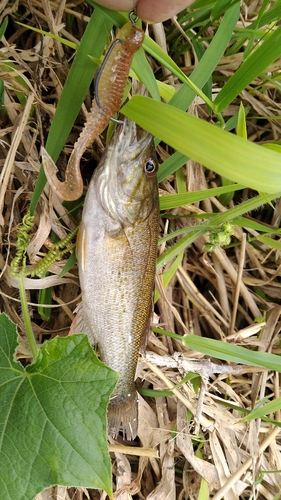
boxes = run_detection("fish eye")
[144,157,157,177]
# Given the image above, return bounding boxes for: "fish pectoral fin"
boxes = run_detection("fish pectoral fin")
[76,223,86,272]
[105,218,123,236]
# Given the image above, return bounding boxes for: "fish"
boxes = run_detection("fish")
[76,117,159,440]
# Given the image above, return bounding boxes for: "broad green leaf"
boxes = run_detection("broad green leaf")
[263,143,281,153]
[0,313,118,500]
[121,96,281,193]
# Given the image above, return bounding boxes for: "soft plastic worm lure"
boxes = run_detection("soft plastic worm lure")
[42,12,144,202]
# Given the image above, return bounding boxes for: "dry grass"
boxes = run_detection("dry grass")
[1,1,281,499]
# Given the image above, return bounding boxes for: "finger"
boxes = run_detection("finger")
[137,0,194,23]
[93,0,137,12]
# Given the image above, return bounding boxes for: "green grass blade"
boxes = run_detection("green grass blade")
[131,48,160,101]
[89,1,127,26]
[122,96,281,193]
[257,235,281,252]
[158,151,189,183]
[153,329,281,373]
[143,36,212,108]
[182,335,281,371]
[232,217,280,233]
[210,192,281,225]
[16,22,77,49]
[167,1,240,111]
[247,2,281,33]
[240,398,281,422]
[236,102,247,139]
[159,184,244,210]
[214,24,281,112]
[0,16,8,38]
[157,230,206,271]
[157,191,281,270]
[38,287,52,321]
[154,252,184,302]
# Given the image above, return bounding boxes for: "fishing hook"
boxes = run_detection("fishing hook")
[129,10,139,24]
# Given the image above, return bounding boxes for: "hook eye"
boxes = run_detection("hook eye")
[129,10,139,24]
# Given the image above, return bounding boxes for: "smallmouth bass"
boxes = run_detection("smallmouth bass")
[76,118,159,440]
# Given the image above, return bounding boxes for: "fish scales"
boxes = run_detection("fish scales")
[76,118,159,439]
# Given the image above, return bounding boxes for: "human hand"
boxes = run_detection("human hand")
[94,0,195,23]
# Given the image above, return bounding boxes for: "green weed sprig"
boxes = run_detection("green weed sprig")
[10,212,79,359]
[10,211,35,277]
[204,222,235,251]
[29,227,78,278]
[10,211,78,278]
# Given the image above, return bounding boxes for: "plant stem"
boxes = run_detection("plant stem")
[18,274,38,359]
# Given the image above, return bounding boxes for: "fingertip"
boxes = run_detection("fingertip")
[136,0,194,23]
[94,0,137,12]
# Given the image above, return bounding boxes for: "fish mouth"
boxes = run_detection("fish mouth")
[114,117,152,161]
[95,115,156,225]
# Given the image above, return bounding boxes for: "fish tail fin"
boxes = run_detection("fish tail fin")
[108,392,138,441]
